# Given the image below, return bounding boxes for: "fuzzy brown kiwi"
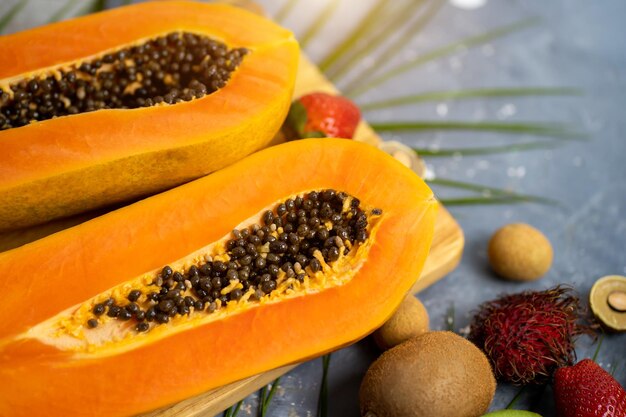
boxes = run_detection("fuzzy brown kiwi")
[373,295,429,350]
[360,331,496,417]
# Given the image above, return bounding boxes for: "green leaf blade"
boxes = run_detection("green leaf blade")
[257,385,268,417]
[318,0,390,72]
[261,377,281,417]
[439,196,552,206]
[48,0,79,23]
[347,17,541,97]
[360,87,582,110]
[445,303,455,331]
[370,120,585,139]
[592,333,604,362]
[75,0,106,16]
[317,354,331,417]
[326,0,423,82]
[299,0,340,49]
[339,0,445,88]
[285,101,308,137]
[0,0,29,34]
[428,177,559,206]
[275,0,299,23]
[224,399,243,417]
[413,141,560,157]
[506,386,526,409]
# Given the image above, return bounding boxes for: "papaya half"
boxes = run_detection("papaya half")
[0,139,436,416]
[0,0,298,231]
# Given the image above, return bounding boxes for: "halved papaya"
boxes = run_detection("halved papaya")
[0,1,298,231]
[0,139,436,417]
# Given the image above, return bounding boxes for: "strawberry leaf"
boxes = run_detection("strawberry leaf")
[303,131,327,138]
[286,101,309,137]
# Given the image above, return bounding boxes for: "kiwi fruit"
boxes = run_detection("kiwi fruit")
[360,331,496,417]
[488,223,553,281]
[373,295,429,350]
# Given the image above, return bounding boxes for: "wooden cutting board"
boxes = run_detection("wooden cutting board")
[141,53,464,417]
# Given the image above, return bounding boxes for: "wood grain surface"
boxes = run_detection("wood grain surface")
[140,53,464,417]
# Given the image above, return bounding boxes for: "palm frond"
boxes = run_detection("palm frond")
[427,178,558,205]
[299,0,340,49]
[223,400,243,417]
[592,333,604,362]
[361,87,581,110]
[76,0,106,16]
[257,385,267,417]
[413,141,559,157]
[439,196,552,206]
[0,0,28,34]
[506,387,526,409]
[327,0,423,81]
[339,0,445,87]
[347,17,540,97]
[445,303,455,331]
[274,0,299,23]
[370,120,585,138]
[260,378,281,417]
[318,0,390,72]
[48,0,80,23]
[317,354,331,417]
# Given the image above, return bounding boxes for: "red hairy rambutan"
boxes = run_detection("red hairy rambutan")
[469,286,593,385]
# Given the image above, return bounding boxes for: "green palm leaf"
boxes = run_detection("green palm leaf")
[261,378,281,416]
[317,354,331,417]
[337,0,445,85]
[299,0,340,49]
[275,0,299,23]
[505,387,526,409]
[223,400,243,417]
[439,196,552,206]
[318,0,390,72]
[76,0,106,16]
[0,0,28,34]
[370,121,584,138]
[430,177,559,206]
[346,18,540,97]
[413,141,559,157]
[428,178,509,194]
[361,87,581,110]
[446,303,455,331]
[48,0,80,23]
[326,0,424,81]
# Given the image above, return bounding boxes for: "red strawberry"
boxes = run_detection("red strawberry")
[284,92,360,139]
[554,358,626,417]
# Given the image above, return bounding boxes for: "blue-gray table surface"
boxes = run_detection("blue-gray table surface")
[3,0,624,416]
[252,1,626,415]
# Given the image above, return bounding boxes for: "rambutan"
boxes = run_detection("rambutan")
[469,286,593,385]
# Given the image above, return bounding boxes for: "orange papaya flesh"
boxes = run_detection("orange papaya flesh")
[26,190,384,355]
[0,139,436,417]
[0,0,299,231]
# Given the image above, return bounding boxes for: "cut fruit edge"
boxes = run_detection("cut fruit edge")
[0,139,437,416]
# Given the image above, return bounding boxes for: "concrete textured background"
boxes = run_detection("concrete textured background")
[2,0,624,415]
